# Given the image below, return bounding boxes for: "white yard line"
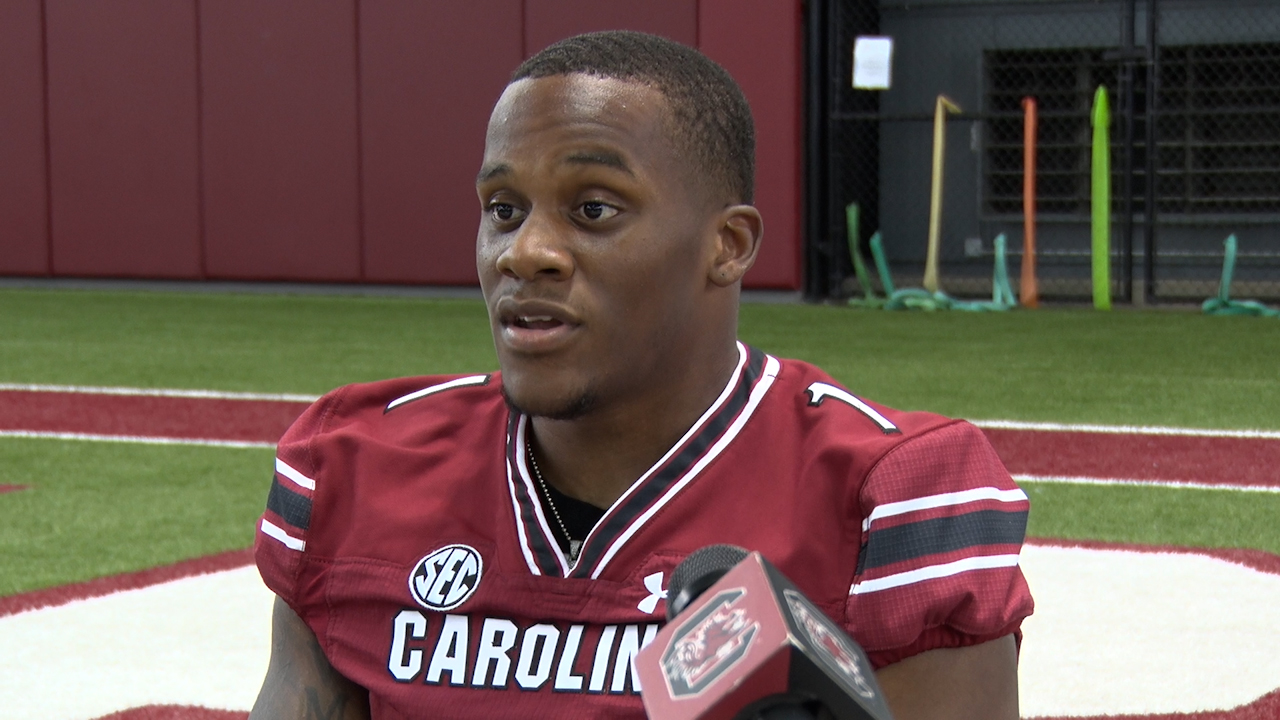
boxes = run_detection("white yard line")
[1016,473,1280,493]
[972,418,1280,439]
[0,430,273,449]
[0,383,318,403]
[5,385,1277,439]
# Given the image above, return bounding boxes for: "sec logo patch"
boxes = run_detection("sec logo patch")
[408,544,483,611]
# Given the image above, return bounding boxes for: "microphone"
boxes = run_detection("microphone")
[635,545,895,720]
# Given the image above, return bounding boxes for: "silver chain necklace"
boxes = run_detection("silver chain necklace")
[527,444,583,564]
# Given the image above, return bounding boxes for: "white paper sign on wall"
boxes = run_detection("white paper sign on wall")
[853,36,894,90]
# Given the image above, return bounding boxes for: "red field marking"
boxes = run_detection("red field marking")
[87,693,1280,720]
[0,391,309,444]
[0,547,253,618]
[982,427,1280,488]
[4,389,1279,489]
[92,707,247,720]
[0,483,28,494]
[92,707,248,720]
[1030,687,1280,720]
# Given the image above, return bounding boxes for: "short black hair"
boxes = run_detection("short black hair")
[512,30,755,205]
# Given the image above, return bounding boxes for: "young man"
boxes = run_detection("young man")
[251,31,1032,719]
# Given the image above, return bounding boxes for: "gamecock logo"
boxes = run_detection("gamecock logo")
[783,589,876,698]
[408,544,483,611]
[660,588,759,698]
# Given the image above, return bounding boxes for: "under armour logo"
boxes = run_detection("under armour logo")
[637,571,667,614]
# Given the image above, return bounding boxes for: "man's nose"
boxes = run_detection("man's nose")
[494,210,574,281]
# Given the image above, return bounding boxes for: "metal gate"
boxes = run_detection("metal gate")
[805,0,1280,304]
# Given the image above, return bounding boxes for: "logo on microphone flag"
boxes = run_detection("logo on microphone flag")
[660,587,760,696]
[783,588,877,699]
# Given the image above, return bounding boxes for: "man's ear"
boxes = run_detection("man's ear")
[708,205,763,287]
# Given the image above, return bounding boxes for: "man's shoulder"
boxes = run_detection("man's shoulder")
[260,373,510,574]
[767,354,961,448]
[288,372,505,440]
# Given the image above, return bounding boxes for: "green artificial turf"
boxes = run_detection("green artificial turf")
[1,287,1278,595]
[1022,481,1280,556]
[738,304,1280,431]
[0,289,496,395]
[2,288,1276,428]
[0,437,271,595]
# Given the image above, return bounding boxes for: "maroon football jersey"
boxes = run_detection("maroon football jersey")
[256,343,1033,719]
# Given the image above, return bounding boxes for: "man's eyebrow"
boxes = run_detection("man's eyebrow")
[476,163,511,185]
[563,151,635,177]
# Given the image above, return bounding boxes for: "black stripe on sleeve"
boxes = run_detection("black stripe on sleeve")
[861,509,1028,571]
[267,475,313,530]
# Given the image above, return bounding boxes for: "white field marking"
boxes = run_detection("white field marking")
[1018,544,1280,717]
[0,565,274,720]
[972,418,1280,439]
[0,382,319,403]
[1016,473,1280,493]
[3,546,1274,718]
[8,384,1278,439]
[0,430,273,449]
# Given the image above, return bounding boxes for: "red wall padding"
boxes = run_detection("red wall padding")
[46,0,202,278]
[524,0,698,55]
[359,0,522,285]
[701,0,803,289]
[7,0,804,290]
[200,0,362,281]
[0,0,49,275]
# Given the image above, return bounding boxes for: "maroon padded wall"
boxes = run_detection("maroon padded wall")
[0,0,49,275]
[521,0,801,289]
[700,0,803,289]
[359,0,522,285]
[200,0,362,281]
[45,0,202,278]
[7,0,805,290]
[524,0,697,55]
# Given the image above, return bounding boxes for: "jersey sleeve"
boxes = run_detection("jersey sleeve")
[844,420,1034,668]
[253,388,342,612]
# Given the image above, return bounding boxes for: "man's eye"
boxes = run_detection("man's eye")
[580,202,618,221]
[489,203,521,222]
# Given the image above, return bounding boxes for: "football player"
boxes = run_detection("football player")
[251,31,1031,720]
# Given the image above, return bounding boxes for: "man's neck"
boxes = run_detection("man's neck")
[526,341,741,510]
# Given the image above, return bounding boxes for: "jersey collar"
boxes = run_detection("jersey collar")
[504,342,780,579]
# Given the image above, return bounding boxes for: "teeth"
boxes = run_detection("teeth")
[520,316,554,322]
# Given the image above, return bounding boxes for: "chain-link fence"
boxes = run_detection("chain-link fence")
[806,0,1280,304]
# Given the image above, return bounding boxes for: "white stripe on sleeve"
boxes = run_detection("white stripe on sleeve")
[850,553,1021,595]
[862,486,1028,532]
[260,518,306,551]
[386,375,489,411]
[275,458,316,491]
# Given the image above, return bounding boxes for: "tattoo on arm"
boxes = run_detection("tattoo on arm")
[305,687,352,720]
[250,596,371,720]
